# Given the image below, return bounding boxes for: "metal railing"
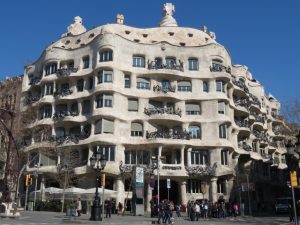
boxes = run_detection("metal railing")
[56,67,78,77]
[144,107,182,117]
[153,84,176,93]
[147,61,184,72]
[146,129,190,140]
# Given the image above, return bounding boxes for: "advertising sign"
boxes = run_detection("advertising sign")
[167,178,171,189]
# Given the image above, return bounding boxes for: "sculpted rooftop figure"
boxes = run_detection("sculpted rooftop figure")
[62,16,87,37]
[159,3,178,27]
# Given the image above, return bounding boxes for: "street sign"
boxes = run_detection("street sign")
[167,178,171,189]
[290,171,298,187]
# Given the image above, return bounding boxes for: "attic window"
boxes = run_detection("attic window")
[76,39,81,44]
[168,32,174,36]
[89,33,95,38]
[65,40,70,45]
[125,30,131,34]
[152,41,157,43]
[61,45,65,48]
[180,42,186,46]
[80,43,85,47]
[205,38,209,41]
[134,39,140,43]
[188,33,193,37]
[142,34,148,38]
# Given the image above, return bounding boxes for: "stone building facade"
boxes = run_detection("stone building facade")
[20,3,290,211]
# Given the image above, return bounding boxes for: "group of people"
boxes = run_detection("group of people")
[187,200,239,221]
[150,198,239,224]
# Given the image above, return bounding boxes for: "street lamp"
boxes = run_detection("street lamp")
[89,149,106,221]
[285,133,300,225]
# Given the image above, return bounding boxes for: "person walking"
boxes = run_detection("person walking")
[175,204,181,217]
[105,200,112,218]
[117,202,123,215]
[195,202,200,221]
[76,198,82,217]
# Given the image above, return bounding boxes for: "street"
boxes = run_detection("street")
[0,211,293,225]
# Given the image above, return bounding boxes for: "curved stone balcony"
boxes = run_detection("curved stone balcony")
[53,88,73,98]
[185,163,217,177]
[232,79,249,94]
[209,64,231,74]
[52,110,79,120]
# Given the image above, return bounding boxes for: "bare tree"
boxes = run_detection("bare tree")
[282,97,300,134]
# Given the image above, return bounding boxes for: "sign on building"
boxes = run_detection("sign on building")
[167,178,171,189]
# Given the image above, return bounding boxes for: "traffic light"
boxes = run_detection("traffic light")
[25,175,32,186]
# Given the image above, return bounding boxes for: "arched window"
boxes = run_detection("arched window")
[188,58,198,71]
[221,149,229,165]
[188,125,201,139]
[217,178,226,194]
[95,119,114,134]
[55,127,65,139]
[191,149,208,165]
[77,79,84,92]
[136,77,150,90]
[45,62,57,76]
[39,104,52,119]
[211,59,223,72]
[131,122,143,137]
[203,81,209,92]
[216,80,225,92]
[82,56,90,69]
[132,55,145,67]
[97,70,113,83]
[125,150,149,165]
[99,49,113,62]
[178,80,192,92]
[219,124,227,139]
[186,103,201,115]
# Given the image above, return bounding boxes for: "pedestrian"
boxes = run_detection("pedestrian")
[117,202,123,215]
[76,198,82,217]
[288,202,294,222]
[157,201,165,224]
[232,202,239,218]
[175,204,181,217]
[203,201,208,220]
[195,202,200,221]
[105,200,112,218]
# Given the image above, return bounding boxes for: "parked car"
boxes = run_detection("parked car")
[274,197,291,214]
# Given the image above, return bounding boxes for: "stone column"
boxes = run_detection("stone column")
[180,180,187,205]
[115,176,125,208]
[187,148,192,166]
[180,146,185,166]
[40,176,46,202]
[146,183,152,212]
[87,145,93,166]
[226,177,234,200]
[210,177,218,203]
[90,122,95,135]
[78,100,82,115]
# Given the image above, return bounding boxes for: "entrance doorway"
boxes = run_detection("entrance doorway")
[152,179,179,204]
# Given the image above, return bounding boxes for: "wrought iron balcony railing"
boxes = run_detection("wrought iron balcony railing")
[234,99,249,110]
[185,163,217,176]
[209,64,231,74]
[235,119,249,128]
[147,61,184,72]
[153,84,176,93]
[53,88,73,97]
[249,93,261,108]
[52,110,79,120]
[144,107,182,117]
[232,79,249,93]
[56,67,78,77]
[119,161,157,175]
[24,95,41,105]
[238,141,252,151]
[55,132,90,145]
[29,77,41,85]
[146,129,190,140]
[253,130,268,142]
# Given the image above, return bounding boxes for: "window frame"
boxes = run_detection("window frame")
[219,124,227,139]
[132,55,145,68]
[188,58,199,71]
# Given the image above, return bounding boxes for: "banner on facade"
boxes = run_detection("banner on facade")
[167,179,171,189]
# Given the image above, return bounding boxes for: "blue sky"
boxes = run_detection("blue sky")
[0,0,299,103]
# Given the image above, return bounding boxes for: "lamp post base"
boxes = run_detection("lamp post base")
[90,198,102,221]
